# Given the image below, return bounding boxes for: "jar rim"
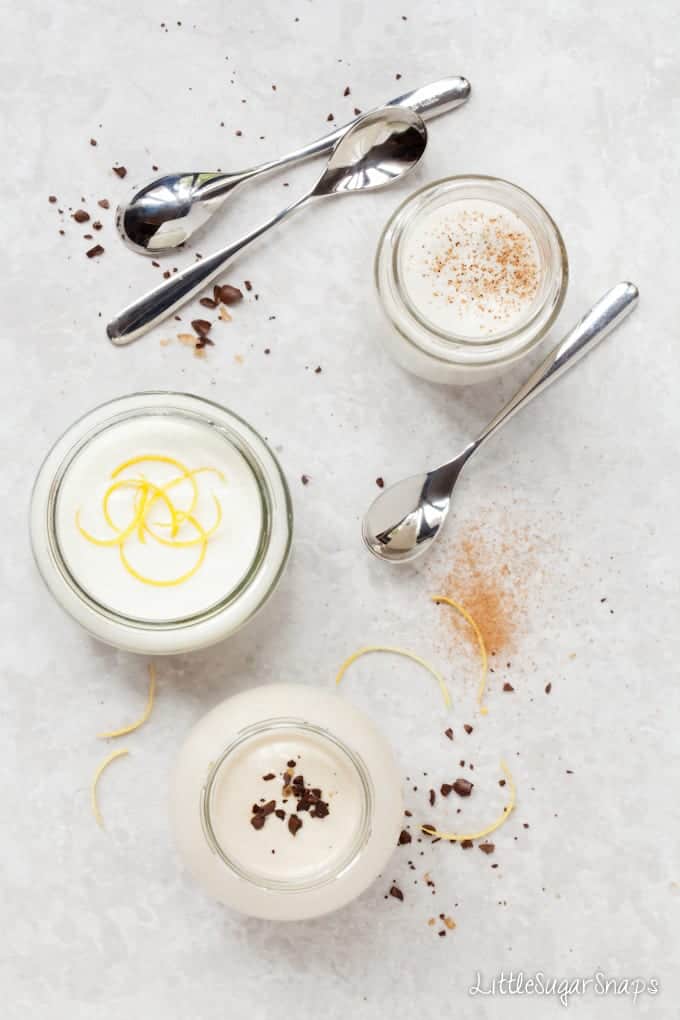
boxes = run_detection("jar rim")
[375,175,569,369]
[30,392,293,653]
[200,718,374,893]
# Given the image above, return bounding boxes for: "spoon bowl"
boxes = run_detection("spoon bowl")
[108,108,427,344]
[116,77,469,254]
[363,283,639,563]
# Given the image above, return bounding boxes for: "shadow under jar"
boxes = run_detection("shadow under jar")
[30,392,293,655]
[375,176,569,384]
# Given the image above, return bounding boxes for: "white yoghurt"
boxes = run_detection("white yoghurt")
[400,197,542,339]
[55,414,263,621]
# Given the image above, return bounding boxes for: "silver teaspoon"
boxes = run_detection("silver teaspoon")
[363,282,639,563]
[117,77,469,254]
[107,107,427,345]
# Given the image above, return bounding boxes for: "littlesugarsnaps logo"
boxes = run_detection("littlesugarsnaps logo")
[468,970,660,1008]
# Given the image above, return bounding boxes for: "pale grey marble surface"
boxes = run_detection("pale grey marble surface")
[2,0,679,1016]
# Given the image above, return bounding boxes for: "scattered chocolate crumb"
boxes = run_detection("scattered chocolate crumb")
[566,769,573,774]
[98,198,110,209]
[250,814,265,830]
[395,73,402,80]
[376,477,385,488]
[452,778,473,797]
[92,220,102,231]
[463,724,473,735]
[85,244,104,258]
[235,130,242,137]
[90,138,97,146]
[48,195,57,203]
[288,814,302,836]
[398,829,412,845]
[389,884,404,901]
[343,86,350,96]
[545,682,552,694]
[503,682,514,692]
[523,823,530,829]
[83,234,93,240]
[499,779,506,787]
[262,800,276,815]
[72,209,90,223]
[444,727,454,741]
[461,839,474,849]
[440,783,453,798]
[404,809,412,817]
[479,842,495,855]
[286,760,296,768]
[191,319,212,337]
[112,166,127,178]
[314,366,322,374]
[244,280,253,291]
[301,474,310,485]
[429,789,436,806]
[262,773,276,781]
[163,270,171,279]
[326,113,334,121]
[275,809,285,820]
[311,801,329,819]
[353,107,361,115]
[214,283,243,305]
[438,930,446,937]
[200,297,217,309]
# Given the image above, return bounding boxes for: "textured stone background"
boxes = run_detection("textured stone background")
[2,0,678,1016]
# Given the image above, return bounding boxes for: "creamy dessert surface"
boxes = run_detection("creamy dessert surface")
[401,198,542,339]
[55,415,263,620]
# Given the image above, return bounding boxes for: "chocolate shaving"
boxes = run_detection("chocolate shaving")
[191,318,212,337]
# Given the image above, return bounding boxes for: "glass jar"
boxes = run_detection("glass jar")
[375,175,569,383]
[171,684,404,920]
[30,392,292,655]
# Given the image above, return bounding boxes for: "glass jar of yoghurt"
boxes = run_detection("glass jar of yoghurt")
[171,684,403,920]
[375,175,569,383]
[30,392,292,655]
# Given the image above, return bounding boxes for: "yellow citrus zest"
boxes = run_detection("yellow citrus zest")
[420,761,516,842]
[432,595,489,713]
[335,645,451,709]
[91,749,130,828]
[75,455,225,587]
[98,664,157,740]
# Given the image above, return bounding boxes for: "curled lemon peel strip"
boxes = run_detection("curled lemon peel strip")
[119,516,208,587]
[335,645,451,709]
[432,595,489,713]
[91,749,130,828]
[420,761,516,842]
[76,456,225,586]
[98,664,156,740]
[145,495,222,548]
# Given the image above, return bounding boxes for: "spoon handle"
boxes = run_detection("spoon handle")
[225,77,470,186]
[107,194,309,344]
[472,282,639,451]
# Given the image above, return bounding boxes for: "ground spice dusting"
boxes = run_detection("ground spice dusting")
[432,517,536,659]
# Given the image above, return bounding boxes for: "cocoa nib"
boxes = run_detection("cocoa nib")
[452,778,473,797]
[191,318,212,337]
[389,884,404,901]
[398,829,412,845]
[214,283,243,305]
[288,814,302,836]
